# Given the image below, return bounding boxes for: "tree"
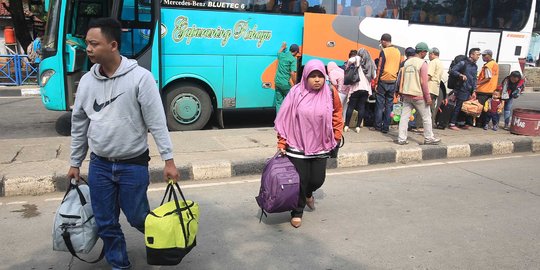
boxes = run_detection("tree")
[2,0,32,53]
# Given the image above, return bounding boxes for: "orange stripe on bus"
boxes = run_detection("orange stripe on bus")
[304,13,380,61]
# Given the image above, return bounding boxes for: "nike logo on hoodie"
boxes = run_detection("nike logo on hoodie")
[93,93,124,112]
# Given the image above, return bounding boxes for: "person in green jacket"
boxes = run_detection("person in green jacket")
[275,42,299,112]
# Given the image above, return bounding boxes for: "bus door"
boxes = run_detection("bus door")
[302,13,362,65]
[467,31,503,79]
[64,0,112,109]
[114,0,161,87]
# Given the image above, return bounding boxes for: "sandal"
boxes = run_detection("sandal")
[306,196,315,210]
[290,217,302,228]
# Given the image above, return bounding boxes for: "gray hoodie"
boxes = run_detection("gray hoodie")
[70,56,173,167]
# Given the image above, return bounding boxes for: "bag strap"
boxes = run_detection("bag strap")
[168,182,190,248]
[61,229,104,263]
[62,178,89,204]
[60,177,104,263]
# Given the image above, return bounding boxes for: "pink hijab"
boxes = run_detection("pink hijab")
[274,59,336,155]
[327,61,344,92]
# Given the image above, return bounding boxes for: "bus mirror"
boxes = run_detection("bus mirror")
[44,0,49,12]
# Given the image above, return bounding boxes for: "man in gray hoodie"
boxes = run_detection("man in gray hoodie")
[67,18,178,269]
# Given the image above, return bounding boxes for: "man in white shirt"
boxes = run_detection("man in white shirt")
[428,47,444,123]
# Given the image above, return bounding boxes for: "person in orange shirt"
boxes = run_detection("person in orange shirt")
[373,33,402,133]
[475,49,499,127]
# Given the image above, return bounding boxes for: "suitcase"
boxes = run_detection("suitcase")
[435,99,455,129]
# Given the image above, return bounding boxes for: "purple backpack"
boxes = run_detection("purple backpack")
[255,153,300,221]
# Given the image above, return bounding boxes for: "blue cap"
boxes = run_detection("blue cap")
[405,47,416,57]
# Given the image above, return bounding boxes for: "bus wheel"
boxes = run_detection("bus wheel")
[55,112,72,136]
[165,84,212,131]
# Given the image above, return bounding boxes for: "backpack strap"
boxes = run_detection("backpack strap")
[61,229,105,263]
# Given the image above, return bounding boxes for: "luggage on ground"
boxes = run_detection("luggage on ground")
[52,178,103,263]
[256,153,300,221]
[145,181,199,266]
[435,98,456,129]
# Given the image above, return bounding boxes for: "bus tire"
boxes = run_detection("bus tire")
[55,112,72,136]
[165,83,212,131]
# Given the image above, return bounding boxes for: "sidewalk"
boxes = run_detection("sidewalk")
[0,85,537,98]
[0,85,40,97]
[1,125,539,197]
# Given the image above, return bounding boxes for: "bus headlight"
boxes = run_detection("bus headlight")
[40,69,55,87]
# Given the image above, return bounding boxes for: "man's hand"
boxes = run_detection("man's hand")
[426,99,433,106]
[67,167,80,181]
[279,42,287,52]
[164,159,179,183]
[460,74,467,81]
[471,92,477,100]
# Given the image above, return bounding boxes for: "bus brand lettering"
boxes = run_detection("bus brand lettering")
[513,117,526,128]
[507,34,526,38]
[162,0,247,10]
[172,16,272,47]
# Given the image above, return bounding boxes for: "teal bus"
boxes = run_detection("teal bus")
[40,0,538,131]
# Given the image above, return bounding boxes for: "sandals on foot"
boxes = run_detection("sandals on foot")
[306,196,315,210]
[290,217,302,228]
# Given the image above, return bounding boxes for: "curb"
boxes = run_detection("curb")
[1,137,539,197]
[0,88,40,97]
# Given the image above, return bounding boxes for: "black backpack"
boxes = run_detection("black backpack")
[447,54,467,89]
[344,57,361,85]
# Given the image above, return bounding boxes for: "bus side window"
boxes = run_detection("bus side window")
[74,2,105,37]
[119,0,153,58]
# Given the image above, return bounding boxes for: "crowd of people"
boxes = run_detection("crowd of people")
[275,32,527,147]
[271,34,526,229]
[63,16,528,268]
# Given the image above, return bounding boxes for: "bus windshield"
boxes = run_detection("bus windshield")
[42,0,61,58]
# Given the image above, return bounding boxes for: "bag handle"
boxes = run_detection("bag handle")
[60,178,104,263]
[160,181,195,248]
[338,135,345,148]
[62,178,89,205]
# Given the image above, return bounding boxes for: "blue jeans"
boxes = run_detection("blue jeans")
[375,82,395,132]
[503,98,514,127]
[88,153,150,269]
[485,112,500,127]
[450,98,465,125]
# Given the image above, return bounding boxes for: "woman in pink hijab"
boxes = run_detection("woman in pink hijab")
[275,59,343,228]
[327,61,347,121]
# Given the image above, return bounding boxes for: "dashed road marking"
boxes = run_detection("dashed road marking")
[6,201,27,205]
[44,198,63,202]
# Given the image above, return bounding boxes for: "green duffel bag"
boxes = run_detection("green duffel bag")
[145,181,199,265]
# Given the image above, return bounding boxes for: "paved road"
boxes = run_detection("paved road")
[0,97,64,140]
[1,153,539,269]
[0,97,276,139]
[1,93,538,139]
